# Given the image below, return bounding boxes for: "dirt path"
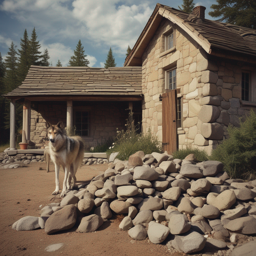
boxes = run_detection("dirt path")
[0,162,180,256]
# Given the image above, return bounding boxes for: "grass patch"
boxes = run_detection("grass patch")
[210,110,256,179]
[107,111,162,160]
[90,138,113,152]
[172,148,209,162]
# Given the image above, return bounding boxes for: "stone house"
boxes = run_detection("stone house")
[124,4,256,155]
[5,4,256,154]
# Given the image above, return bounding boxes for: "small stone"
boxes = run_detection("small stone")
[138,197,163,211]
[168,213,191,235]
[162,187,181,201]
[60,194,79,207]
[12,216,40,231]
[132,210,153,225]
[119,216,133,230]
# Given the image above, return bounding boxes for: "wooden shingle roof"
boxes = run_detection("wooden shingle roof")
[5,66,142,99]
[125,3,256,66]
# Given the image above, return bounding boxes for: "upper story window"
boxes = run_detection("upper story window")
[165,32,174,50]
[166,69,176,90]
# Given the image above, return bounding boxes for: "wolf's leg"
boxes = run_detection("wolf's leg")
[69,163,76,189]
[52,164,60,195]
[60,166,69,197]
[46,153,50,173]
[67,172,72,190]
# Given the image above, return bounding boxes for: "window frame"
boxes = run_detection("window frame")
[176,97,182,129]
[165,68,177,90]
[163,27,175,52]
[74,110,90,137]
[241,71,250,101]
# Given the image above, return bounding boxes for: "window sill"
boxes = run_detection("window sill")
[159,46,176,58]
[241,101,256,107]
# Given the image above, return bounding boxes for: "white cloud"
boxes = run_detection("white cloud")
[87,55,97,67]
[0,35,13,48]
[72,0,152,54]
[100,62,104,68]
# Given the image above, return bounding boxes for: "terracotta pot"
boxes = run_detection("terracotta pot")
[19,142,28,150]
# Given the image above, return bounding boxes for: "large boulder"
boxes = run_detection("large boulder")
[168,213,191,235]
[78,198,94,214]
[231,241,256,256]
[194,205,220,219]
[12,216,40,231]
[132,210,153,225]
[138,197,163,211]
[224,216,256,235]
[77,214,103,233]
[207,190,236,211]
[200,161,223,176]
[45,205,77,234]
[180,164,203,179]
[133,166,159,181]
[147,221,170,244]
[172,231,206,254]
[110,200,131,214]
[128,224,147,240]
[117,186,139,197]
[191,179,212,194]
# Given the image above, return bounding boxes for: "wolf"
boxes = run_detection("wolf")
[46,121,85,197]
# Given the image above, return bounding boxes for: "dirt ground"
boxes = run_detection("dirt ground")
[0,162,182,256]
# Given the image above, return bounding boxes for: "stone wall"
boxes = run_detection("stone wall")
[30,101,132,150]
[142,18,256,155]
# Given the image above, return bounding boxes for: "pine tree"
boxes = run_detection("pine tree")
[178,0,195,13]
[209,0,256,29]
[126,46,132,58]
[104,48,116,68]
[41,49,50,66]
[17,29,30,84]
[0,52,7,144]
[56,59,62,67]
[3,42,22,132]
[29,28,42,65]
[69,40,89,66]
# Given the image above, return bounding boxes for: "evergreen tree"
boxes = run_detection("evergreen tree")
[17,29,30,84]
[209,0,256,29]
[126,45,132,58]
[56,60,62,67]
[104,48,116,68]
[41,49,50,66]
[29,28,42,65]
[69,40,89,66]
[0,52,7,144]
[3,42,22,132]
[178,0,195,13]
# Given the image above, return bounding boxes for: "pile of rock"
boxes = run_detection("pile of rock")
[12,151,256,255]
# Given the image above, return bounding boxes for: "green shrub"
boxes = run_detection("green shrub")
[172,148,209,162]
[107,111,162,160]
[90,138,113,152]
[210,110,256,179]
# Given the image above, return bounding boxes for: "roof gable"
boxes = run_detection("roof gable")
[125,4,256,66]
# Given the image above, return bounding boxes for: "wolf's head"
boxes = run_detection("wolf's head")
[46,121,66,146]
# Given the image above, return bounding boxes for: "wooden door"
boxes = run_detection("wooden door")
[162,90,177,154]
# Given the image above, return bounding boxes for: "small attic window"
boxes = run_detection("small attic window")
[166,32,174,50]
[163,27,175,52]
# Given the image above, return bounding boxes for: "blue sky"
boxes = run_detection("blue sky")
[0,0,217,67]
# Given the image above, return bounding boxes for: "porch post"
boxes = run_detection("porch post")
[25,101,31,142]
[22,104,27,142]
[10,100,16,150]
[66,100,73,135]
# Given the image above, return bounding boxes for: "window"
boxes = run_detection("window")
[176,97,182,128]
[166,69,176,90]
[242,72,250,101]
[75,111,89,136]
[165,32,174,50]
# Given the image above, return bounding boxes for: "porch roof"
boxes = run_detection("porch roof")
[5,66,143,100]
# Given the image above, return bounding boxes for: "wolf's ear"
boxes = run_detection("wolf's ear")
[56,121,65,129]
[46,122,51,129]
